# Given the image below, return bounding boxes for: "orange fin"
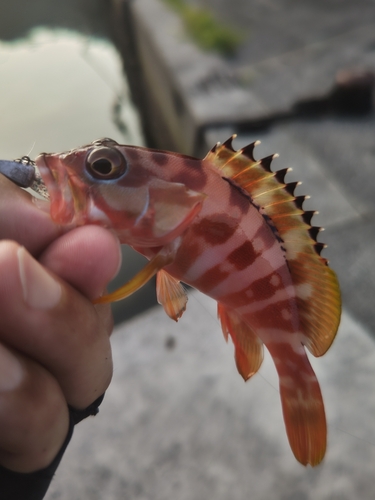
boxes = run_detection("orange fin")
[93,252,173,304]
[206,137,341,356]
[156,269,187,321]
[279,366,327,466]
[290,256,341,356]
[218,303,263,381]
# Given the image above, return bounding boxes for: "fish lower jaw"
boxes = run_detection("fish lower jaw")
[35,154,76,224]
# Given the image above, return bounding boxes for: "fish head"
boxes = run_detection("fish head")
[36,138,205,246]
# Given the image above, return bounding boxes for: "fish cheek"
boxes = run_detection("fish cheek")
[94,184,150,225]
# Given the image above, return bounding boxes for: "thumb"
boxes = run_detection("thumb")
[39,225,122,300]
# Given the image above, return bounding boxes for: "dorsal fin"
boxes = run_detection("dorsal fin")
[204,136,341,357]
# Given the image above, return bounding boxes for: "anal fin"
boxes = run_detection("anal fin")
[218,304,263,381]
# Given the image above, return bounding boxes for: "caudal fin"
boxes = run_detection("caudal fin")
[275,350,326,466]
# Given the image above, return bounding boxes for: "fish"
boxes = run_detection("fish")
[35,136,341,466]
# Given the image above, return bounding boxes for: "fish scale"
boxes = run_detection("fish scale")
[35,136,341,466]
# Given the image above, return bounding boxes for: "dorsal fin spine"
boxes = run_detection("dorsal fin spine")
[260,155,274,172]
[302,211,316,225]
[240,141,259,162]
[204,138,330,263]
[223,136,236,151]
[275,168,290,184]
[309,226,321,241]
[315,242,326,256]
[285,181,300,196]
[294,195,306,210]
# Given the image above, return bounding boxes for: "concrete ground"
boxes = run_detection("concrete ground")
[1,0,375,499]
[46,294,375,500]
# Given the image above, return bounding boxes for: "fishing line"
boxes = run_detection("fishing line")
[188,290,280,393]
[153,291,247,482]
[26,141,36,158]
[184,292,375,457]
[331,426,375,448]
[158,288,282,481]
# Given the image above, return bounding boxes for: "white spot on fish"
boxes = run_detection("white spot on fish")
[253,237,265,253]
[296,283,313,300]
[269,274,280,287]
[221,260,236,273]
[300,372,318,383]
[280,376,295,388]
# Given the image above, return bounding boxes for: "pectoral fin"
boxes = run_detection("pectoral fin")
[156,269,187,321]
[93,252,173,304]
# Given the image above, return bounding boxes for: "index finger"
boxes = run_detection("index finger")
[0,240,113,408]
[0,175,60,255]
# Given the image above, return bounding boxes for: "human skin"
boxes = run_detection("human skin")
[0,175,122,473]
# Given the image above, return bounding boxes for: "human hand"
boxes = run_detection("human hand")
[0,175,121,473]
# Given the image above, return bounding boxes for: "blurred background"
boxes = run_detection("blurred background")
[1,0,375,498]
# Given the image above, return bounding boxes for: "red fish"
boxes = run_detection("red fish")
[36,137,341,466]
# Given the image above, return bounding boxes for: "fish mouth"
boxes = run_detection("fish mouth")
[35,153,77,225]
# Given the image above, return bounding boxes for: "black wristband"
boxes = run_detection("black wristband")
[0,393,105,500]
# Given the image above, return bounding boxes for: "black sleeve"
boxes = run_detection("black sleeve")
[0,394,105,500]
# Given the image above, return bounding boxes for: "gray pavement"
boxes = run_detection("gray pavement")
[46,293,375,500]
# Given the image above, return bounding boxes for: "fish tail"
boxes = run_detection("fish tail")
[272,345,326,466]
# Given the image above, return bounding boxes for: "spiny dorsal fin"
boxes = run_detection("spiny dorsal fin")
[204,136,341,357]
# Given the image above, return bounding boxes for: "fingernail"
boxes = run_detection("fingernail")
[17,247,62,310]
[110,232,123,281]
[0,344,23,392]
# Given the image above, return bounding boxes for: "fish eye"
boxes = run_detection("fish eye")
[86,146,127,179]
